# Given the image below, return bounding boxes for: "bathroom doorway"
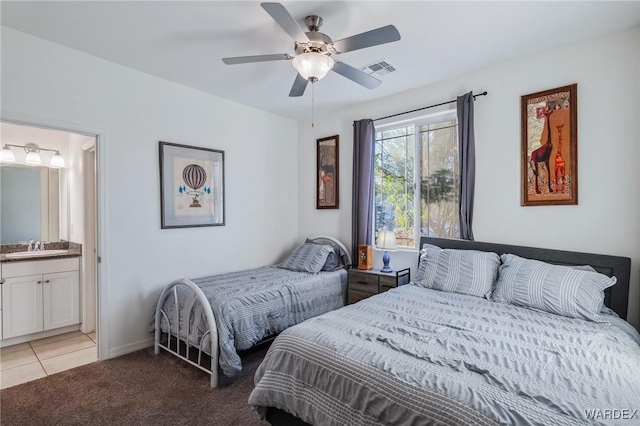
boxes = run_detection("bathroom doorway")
[81,139,97,335]
[0,119,102,386]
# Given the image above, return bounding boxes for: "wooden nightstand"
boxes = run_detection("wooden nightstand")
[347,268,410,304]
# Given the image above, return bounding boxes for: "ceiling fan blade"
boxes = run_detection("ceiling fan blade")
[222,53,293,65]
[261,2,309,42]
[289,73,309,97]
[332,25,401,54]
[332,61,381,90]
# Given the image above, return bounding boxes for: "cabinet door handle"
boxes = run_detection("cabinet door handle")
[45,280,50,283]
[37,280,42,284]
[357,281,370,285]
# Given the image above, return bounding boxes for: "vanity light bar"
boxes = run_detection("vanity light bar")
[0,143,65,168]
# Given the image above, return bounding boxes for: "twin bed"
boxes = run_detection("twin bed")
[249,237,640,426]
[153,236,350,387]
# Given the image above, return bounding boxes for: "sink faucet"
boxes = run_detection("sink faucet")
[18,240,37,251]
[34,241,42,251]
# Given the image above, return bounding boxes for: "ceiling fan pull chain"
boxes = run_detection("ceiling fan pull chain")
[311,81,315,127]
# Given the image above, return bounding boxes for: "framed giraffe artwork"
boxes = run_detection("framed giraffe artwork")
[521,84,578,206]
[316,135,339,209]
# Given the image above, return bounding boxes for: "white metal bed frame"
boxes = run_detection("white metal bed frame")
[153,236,351,388]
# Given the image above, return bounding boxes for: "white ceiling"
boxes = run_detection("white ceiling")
[2,1,639,121]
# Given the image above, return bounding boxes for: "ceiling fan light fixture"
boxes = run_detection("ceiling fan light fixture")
[292,52,334,81]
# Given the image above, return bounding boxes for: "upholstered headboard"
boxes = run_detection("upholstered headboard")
[419,237,631,320]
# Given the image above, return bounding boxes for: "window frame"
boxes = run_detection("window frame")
[373,109,458,250]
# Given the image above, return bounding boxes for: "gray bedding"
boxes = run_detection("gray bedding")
[156,266,347,376]
[249,284,640,425]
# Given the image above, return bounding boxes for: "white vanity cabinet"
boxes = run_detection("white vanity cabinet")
[2,274,43,338]
[2,258,80,339]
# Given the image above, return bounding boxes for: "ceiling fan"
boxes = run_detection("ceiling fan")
[222,2,401,97]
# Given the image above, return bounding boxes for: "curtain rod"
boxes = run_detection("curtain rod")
[373,91,488,122]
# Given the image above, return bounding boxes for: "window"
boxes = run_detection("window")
[374,113,459,248]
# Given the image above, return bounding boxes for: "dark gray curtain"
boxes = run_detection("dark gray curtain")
[457,92,475,240]
[352,119,375,262]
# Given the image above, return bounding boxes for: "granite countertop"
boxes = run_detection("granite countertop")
[0,241,82,263]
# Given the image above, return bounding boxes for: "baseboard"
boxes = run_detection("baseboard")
[109,337,154,358]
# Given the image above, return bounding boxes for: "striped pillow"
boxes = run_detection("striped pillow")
[414,243,443,283]
[305,238,348,271]
[415,247,500,298]
[279,243,334,274]
[492,254,616,322]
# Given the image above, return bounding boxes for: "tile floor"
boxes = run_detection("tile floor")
[0,330,97,389]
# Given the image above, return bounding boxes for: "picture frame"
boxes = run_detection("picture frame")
[159,141,225,228]
[521,84,578,206]
[316,135,339,209]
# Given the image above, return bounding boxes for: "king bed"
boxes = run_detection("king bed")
[249,237,640,426]
[153,236,351,387]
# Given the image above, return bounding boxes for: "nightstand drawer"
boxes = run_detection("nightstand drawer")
[348,289,372,304]
[348,272,378,294]
[379,283,395,293]
[347,268,410,305]
[378,275,397,289]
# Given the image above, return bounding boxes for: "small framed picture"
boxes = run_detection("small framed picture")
[317,135,339,209]
[159,141,225,228]
[521,84,578,206]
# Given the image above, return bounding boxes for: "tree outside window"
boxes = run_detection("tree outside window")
[374,115,459,248]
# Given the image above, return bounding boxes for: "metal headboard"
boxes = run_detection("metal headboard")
[308,235,352,267]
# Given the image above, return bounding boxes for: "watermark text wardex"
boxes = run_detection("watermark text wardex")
[584,409,638,420]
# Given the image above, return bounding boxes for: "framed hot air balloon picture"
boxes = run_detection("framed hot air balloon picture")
[159,142,225,228]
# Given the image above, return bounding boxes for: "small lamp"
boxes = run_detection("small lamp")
[376,229,397,273]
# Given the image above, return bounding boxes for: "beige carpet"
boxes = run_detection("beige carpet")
[0,345,269,426]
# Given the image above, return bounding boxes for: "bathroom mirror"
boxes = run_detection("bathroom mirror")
[0,164,64,244]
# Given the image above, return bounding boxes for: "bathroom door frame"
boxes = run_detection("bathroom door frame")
[81,139,97,335]
[1,111,109,361]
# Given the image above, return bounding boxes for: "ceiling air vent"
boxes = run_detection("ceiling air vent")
[360,59,397,78]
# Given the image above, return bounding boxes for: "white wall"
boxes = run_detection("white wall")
[1,27,299,357]
[298,27,640,330]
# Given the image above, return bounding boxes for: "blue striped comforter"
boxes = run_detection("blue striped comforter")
[250,284,640,425]
[157,266,347,376]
